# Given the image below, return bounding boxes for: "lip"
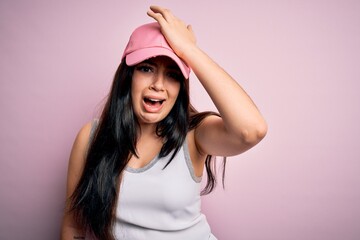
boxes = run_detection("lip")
[142,95,166,113]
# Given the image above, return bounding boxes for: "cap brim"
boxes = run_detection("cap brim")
[125,47,190,79]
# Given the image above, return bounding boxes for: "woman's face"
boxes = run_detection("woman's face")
[131,56,182,127]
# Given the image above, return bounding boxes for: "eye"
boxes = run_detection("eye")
[135,64,153,73]
[167,71,182,81]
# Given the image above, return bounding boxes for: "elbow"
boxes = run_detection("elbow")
[257,121,268,140]
[240,122,268,146]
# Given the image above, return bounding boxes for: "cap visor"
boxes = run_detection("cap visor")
[125,47,190,79]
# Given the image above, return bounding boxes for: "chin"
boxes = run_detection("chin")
[138,114,166,125]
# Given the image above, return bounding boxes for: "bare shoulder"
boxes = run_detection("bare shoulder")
[72,122,93,152]
[69,122,92,164]
[66,121,93,196]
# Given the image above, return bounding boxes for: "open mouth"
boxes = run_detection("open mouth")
[144,97,165,107]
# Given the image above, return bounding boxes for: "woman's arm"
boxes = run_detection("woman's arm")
[148,6,267,157]
[61,123,92,239]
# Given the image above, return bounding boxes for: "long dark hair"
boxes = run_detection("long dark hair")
[69,61,226,240]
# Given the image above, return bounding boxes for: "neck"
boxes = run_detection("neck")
[138,123,159,139]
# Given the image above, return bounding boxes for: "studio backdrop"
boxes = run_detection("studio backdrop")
[1,0,359,239]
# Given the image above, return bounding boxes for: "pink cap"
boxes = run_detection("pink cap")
[122,22,190,79]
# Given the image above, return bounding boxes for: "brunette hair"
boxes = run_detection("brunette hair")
[69,61,226,240]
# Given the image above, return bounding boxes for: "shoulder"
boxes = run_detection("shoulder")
[71,121,93,156]
[66,121,94,189]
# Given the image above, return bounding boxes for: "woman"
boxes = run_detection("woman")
[61,5,267,240]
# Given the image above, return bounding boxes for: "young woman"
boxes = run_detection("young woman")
[61,6,267,240]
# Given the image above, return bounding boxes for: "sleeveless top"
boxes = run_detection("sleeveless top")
[89,120,217,240]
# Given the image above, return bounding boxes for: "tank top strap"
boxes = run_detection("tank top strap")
[183,139,202,183]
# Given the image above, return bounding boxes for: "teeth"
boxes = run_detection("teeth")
[149,98,161,102]
[144,98,165,105]
[145,98,164,102]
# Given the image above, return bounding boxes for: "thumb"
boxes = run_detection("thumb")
[187,25,197,43]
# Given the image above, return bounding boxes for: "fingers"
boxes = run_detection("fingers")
[187,25,197,43]
[187,25,193,33]
[146,5,197,55]
[149,5,174,22]
[148,5,186,29]
[147,9,165,25]
[147,6,165,24]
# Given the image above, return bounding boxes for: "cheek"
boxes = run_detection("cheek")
[131,71,148,91]
[168,82,181,100]
[131,75,144,99]
[131,89,142,110]
[130,82,142,111]
[131,76,138,94]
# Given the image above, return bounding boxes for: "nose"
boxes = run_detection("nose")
[150,73,165,91]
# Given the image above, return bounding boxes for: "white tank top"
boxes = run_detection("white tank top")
[113,139,217,240]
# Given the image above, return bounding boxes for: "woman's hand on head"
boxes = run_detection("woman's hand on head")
[147,5,196,59]
[148,6,267,158]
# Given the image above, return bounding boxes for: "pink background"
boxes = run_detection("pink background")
[1,0,359,239]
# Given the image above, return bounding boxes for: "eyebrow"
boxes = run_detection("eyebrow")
[142,59,156,66]
[142,59,180,71]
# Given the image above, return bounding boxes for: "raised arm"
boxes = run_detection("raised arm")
[148,6,267,157]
